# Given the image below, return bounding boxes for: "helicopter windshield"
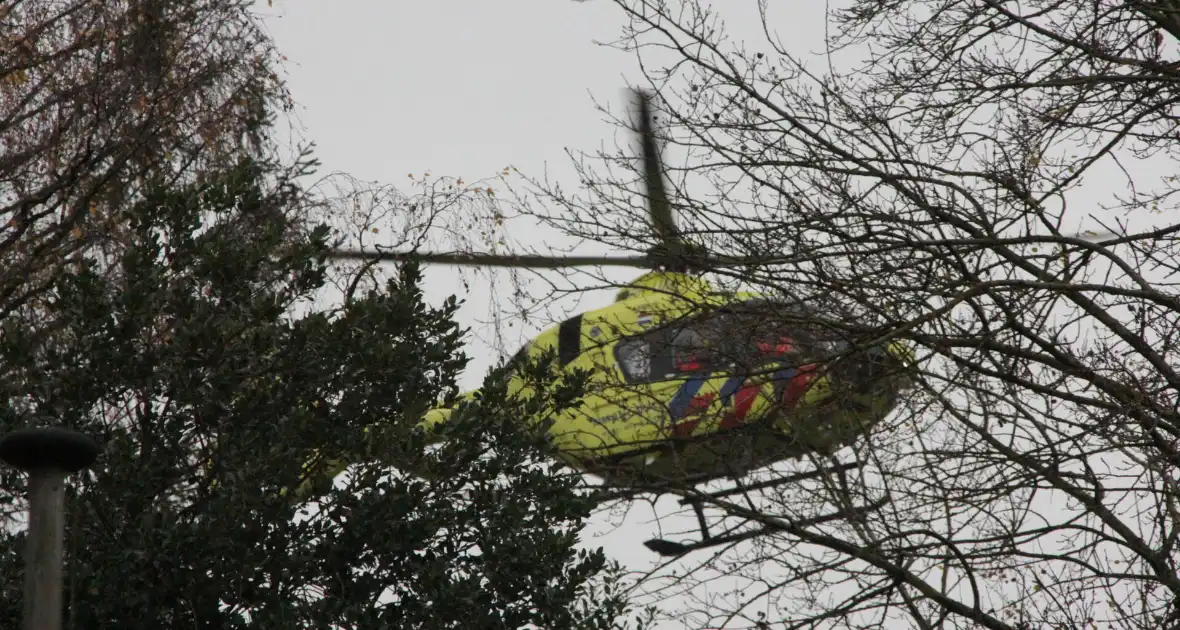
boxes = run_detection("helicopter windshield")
[614,302,853,383]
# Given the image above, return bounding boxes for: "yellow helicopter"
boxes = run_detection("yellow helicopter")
[417,270,913,488]
[318,90,918,556]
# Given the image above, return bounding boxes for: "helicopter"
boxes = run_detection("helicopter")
[310,89,1117,557]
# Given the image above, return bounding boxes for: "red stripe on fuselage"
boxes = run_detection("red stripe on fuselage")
[720,384,761,429]
[671,392,716,437]
[671,418,700,438]
[782,366,818,408]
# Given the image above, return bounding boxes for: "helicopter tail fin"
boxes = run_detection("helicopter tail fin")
[279,404,461,502]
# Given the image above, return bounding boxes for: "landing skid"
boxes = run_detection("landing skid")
[676,461,859,504]
[595,461,861,504]
[642,461,887,557]
[644,494,889,557]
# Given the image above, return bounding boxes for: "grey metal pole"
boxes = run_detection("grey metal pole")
[0,427,100,630]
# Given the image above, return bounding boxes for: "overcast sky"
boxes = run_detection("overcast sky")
[263,1,646,384]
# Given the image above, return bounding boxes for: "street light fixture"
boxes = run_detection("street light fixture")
[0,426,100,630]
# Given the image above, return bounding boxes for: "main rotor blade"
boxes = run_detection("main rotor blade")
[325,249,656,269]
[636,89,680,248]
[323,230,1139,269]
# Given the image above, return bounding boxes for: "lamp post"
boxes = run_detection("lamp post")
[0,427,100,630]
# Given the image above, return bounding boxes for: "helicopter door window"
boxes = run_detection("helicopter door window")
[615,338,653,383]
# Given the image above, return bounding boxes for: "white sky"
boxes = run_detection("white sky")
[264,0,644,384]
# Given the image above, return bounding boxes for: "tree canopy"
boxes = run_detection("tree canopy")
[0,152,647,628]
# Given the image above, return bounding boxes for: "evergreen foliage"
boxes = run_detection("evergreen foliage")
[0,159,642,630]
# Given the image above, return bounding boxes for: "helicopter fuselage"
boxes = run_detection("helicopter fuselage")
[423,271,913,487]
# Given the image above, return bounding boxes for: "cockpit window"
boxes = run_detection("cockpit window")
[668,313,797,374]
[613,302,854,384]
